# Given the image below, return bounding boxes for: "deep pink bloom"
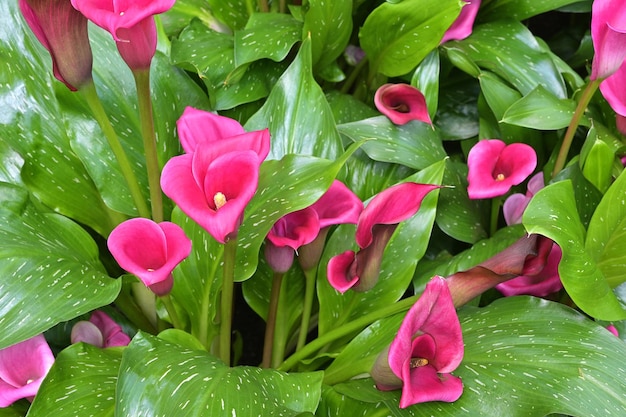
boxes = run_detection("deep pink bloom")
[590,0,626,81]
[606,325,619,337]
[71,311,131,348]
[176,107,270,157]
[374,84,432,125]
[467,139,537,199]
[0,335,55,406]
[440,0,481,44]
[495,243,563,297]
[265,207,320,273]
[161,148,260,244]
[599,64,626,117]
[107,218,192,295]
[19,0,93,91]
[70,0,176,70]
[503,172,545,225]
[372,277,464,407]
[327,182,439,292]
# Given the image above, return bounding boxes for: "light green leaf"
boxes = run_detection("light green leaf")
[116,333,323,416]
[502,85,579,130]
[27,343,121,417]
[524,180,626,320]
[360,0,462,77]
[207,0,251,31]
[581,139,615,193]
[411,49,440,119]
[0,183,121,349]
[245,37,343,160]
[234,13,302,66]
[302,0,352,72]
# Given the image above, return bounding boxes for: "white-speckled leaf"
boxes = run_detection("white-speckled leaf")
[524,180,626,321]
[317,160,445,338]
[327,297,626,416]
[207,0,250,31]
[0,184,121,349]
[302,0,352,72]
[502,85,579,130]
[337,116,447,170]
[234,13,302,66]
[116,333,323,416]
[586,168,626,288]
[27,343,122,417]
[244,37,344,160]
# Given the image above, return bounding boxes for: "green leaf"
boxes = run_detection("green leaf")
[480,0,586,21]
[207,0,251,31]
[0,183,122,349]
[116,333,323,416]
[302,0,353,72]
[523,180,626,320]
[328,297,626,416]
[318,160,445,338]
[337,116,447,170]
[581,139,615,193]
[234,13,302,66]
[443,20,567,98]
[586,169,626,287]
[502,85,579,130]
[27,343,121,417]
[411,49,440,119]
[245,37,344,160]
[359,0,463,77]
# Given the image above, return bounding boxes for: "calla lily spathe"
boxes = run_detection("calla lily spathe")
[467,139,537,199]
[372,277,464,407]
[0,334,55,407]
[107,218,192,295]
[502,172,544,226]
[327,182,439,293]
[71,310,131,348]
[19,0,93,91]
[70,0,176,70]
[374,84,432,125]
[590,0,626,81]
[440,0,481,44]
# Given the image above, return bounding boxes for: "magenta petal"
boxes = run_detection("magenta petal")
[374,84,432,125]
[467,140,537,199]
[71,321,105,347]
[440,0,481,44]
[355,182,439,249]
[496,244,563,297]
[600,64,626,116]
[89,311,131,347]
[177,107,246,153]
[115,17,157,70]
[267,207,320,250]
[400,366,463,407]
[327,251,359,293]
[503,193,529,225]
[0,334,55,406]
[590,0,626,80]
[310,180,363,228]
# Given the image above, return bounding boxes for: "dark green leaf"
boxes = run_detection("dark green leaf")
[234,13,302,66]
[207,0,250,31]
[480,0,587,21]
[502,85,579,130]
[411,49,440,119]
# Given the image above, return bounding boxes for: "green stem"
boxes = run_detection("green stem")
[552,79,601,178]
[489,196,502,237]
[79,82,150,219]
[296,268,317,352]
[340,56,369,95]
[279,0,286,13]
[114,286,158,334]
[133,69,164,222]
[262,272,284,368]
[258,0,269,12]
[219,238,238,365]
[160,294,183,330]
[278,294,419,372]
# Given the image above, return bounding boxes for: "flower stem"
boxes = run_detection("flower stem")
[133,69,164,222]
[160,294,183,330]
[258,0,269,12]
[219,238,238,365]
[79,81,150,219]
[296,268,317,352]
[262,271,284,368]
[551,79,601,178]
[489,196,502,237]
[278,294,419,372]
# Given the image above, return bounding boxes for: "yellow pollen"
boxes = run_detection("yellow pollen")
[214,192,227,210]
[495,173,505,181]
[410,358,429,368]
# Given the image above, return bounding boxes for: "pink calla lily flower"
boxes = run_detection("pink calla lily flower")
[177,107,271,156]
[19,0,93,91]
[467,139,537,199]
[599,64,626,117]
[606,325,619,337]
[440,0,481,44]
[372,277,464,407]
[590,0,626,81]
[0,334,55,406]
[70,0,176,70]
[327,182,439,292]
[71,311,131,348]
[503,172,545,225]
[374,84,432,125]
[161,149,260,244]
[107,218,192,295]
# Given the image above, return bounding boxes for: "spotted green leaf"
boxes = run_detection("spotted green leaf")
[116,333,323,416]
[502,85,579,130]
[0,183,121,349]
